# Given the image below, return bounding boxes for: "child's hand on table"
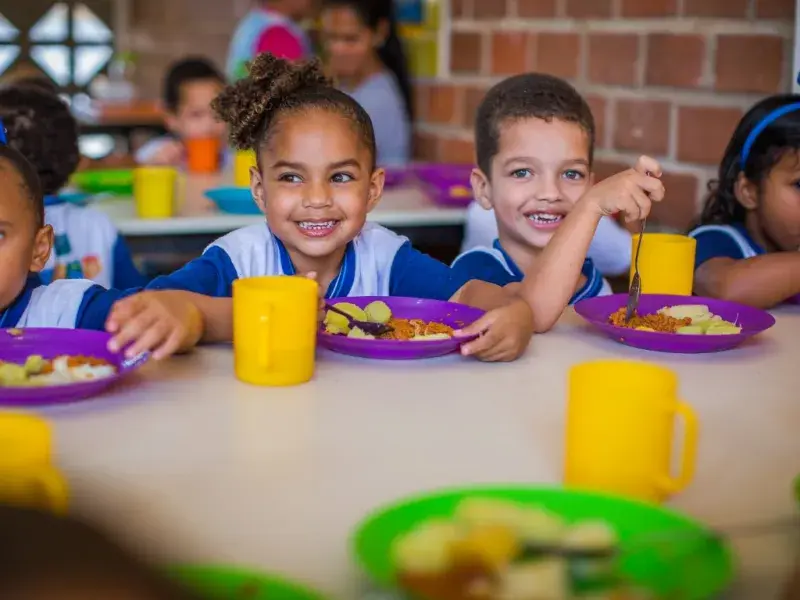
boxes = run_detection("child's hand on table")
[583,155,664,222]
[105,291,204,360]
[454,297,534,362]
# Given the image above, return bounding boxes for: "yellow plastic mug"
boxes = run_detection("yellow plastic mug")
[0,467,69,513]
[234,150,257,187]
[233,276,319,386]
[0,412,53,468]
[630,233,697,295]
[133,166,177,218]
[564,360,699,503]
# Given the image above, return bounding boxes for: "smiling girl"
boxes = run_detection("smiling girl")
[147,54,534,361]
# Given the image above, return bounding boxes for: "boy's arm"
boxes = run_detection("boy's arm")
[694,253,800,309]
[182,294,233,343]
[450,279,515,310]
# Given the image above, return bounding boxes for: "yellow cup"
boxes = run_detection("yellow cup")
[133,166,177,218]
[0,467,68,513]
[233,276,319,386]
[564,360,699,503]
[630,233,697,295]
[0,412,68,512]
[234,150,257,187]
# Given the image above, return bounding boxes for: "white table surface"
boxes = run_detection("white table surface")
[93,173,466,237]
[47,307,800,599]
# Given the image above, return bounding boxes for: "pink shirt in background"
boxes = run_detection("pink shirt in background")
[254,25,305,61]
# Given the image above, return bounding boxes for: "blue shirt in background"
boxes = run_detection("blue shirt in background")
[147,222,471,300]
[43,197,146,290]
[451,239,612,304]
[344,71,410,167]
[689,223,763,267]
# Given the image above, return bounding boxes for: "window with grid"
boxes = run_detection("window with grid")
[0,1,115,95]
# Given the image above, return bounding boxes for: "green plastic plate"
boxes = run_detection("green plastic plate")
[71,169,134,195]
[171,564,329,599]
[352,486,735,599]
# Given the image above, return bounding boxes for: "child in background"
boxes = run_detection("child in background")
[135,58,226,167]
[0,505,201,599]
[148,54,534,361]
[321,0,412,166]
[450,73,663,332]
[689,95,800,308]
[0,84,145,289]
[226,0,314,80]
[0,139,211,360]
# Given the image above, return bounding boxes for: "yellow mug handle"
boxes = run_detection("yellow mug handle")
[258,304,272,370]
[32,469,69,514]
[658,400,699,496]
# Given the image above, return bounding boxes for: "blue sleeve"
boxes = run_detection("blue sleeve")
[692,230,747,268]
[146,246,239,297]
[450,252,518,287]
[111,235,147,289]
[75,285,140,330]
[389,242,473,300]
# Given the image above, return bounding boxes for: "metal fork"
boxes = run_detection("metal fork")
[625,218,646,323]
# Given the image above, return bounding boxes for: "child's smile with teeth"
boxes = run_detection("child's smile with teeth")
[297,219,341,237]
[526,212,565,229]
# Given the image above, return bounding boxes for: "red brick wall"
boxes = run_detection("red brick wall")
[416,0,796,229]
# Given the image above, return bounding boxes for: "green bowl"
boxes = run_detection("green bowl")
[71,169,134,195]
[352,486,735,599]
[171,564,329,599]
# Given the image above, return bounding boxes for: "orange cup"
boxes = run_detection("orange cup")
[185,137,221,173]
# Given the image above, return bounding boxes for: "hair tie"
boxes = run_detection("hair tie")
[740,102,800,169]
[0,118,6,145]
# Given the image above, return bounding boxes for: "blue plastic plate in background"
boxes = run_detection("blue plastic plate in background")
[204,187,261,215]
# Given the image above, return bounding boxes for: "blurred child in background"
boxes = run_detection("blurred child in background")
[226,0,315,80]
[689,94,800,308]
[0,83,145,289]
[321,0,412,166]
[135,58,226,167]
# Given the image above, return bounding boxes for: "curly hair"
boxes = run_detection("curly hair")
[212,53,376,164]
[475,73,595,176]
[0,145,44,228]
[0,85,79,196]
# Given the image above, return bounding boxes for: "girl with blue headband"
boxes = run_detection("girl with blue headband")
[689,94,800,308]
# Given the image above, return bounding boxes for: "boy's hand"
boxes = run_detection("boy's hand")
[145,140,184,166]
[298,271,325,322]
[454,298,534,362]
[584,155,664,222]
[105,291,203,361]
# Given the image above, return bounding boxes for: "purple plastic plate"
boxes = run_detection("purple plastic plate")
[318,297,484,360]
[383,167,409,189]
[787,293,800,305]
[574,294,776,353]
[0,329,148,406]
[411,164,474,207]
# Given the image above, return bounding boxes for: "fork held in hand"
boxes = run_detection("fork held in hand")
[625,218,646,323]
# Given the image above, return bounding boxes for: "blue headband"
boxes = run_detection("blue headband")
[740,102,800,169]
[0,118,6,145]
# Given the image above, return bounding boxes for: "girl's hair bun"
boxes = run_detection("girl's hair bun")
[212,54,331,150]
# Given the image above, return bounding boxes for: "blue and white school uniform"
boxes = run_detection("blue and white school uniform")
[689,223,763,267]
[42,197,145,289]
[147,222,470,300]
[451,239,612,304]
[0,275,128,330]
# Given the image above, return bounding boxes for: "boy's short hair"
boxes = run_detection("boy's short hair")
[0,144,45,228]
[0,84,79,197]
[163,57,225,112]
[475,73,595,176]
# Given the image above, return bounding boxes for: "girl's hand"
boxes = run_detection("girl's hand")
[454,298,534,362]
[105,291,204,360]
[583,155,664,222]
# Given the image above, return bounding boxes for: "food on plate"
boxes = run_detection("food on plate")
[391,497,651,600]
[0,355,116,387]
[323,301,455,341]
[608,304,742,335]
[449,185,472,198]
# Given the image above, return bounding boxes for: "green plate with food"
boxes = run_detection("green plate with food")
[171,564,329,599]
[352,486,734,599]
[71,168,134,195]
